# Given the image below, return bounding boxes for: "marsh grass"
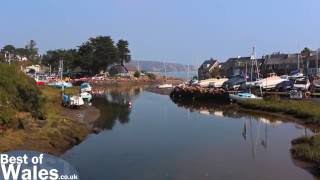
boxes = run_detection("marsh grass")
[238,98,320,124]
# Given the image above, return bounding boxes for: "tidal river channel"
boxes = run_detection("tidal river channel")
[63,87,316,180]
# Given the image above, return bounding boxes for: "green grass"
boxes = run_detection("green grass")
[291,135,320,164]
[238,98,320,124]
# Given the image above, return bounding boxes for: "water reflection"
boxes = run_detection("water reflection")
[92,86,143,130]
[171,99,316,159]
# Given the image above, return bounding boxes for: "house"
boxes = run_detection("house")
[222,56,264,77]
[262,52,300,75]
[303,51,320,75]
[198,58,220,80]
[108,64,138,77]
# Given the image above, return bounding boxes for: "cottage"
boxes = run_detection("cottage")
[198,59,220,80]
[222,56,264,77]
[262,53,300,75]
[108,64,138,77]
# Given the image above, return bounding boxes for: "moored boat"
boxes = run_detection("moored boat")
[254,73,285,89]
[157,83,173,89]
[48,81,73,88]
[199,77,228,88]
[229,92,262,102]
[80,83,92,92]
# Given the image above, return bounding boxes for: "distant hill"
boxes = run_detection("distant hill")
[127,60,197,72]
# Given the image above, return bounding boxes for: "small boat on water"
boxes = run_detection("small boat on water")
[80,92,93,102]
[80,83,92,92]
[157,84,173,89]
[48,81,73,88]
[199,77,228,88]
[229,92,262,102]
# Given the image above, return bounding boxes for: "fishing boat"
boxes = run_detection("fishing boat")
[229,92,262,102]
[254,73,285,89]
[80,83,92,92]
[198,77,228,88]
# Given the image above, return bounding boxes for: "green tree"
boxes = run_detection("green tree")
[1,45,16,54]
[117,39,131,65]
[25,40,39,63]
[42,49,79,71]
[78,36,119,74]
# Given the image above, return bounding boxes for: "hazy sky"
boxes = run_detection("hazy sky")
[0,0,319,64]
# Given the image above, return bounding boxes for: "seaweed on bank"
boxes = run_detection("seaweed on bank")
[170,86,229,102]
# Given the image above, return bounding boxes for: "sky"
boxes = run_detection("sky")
[0,0,319,65]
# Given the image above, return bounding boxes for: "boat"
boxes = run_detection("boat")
[34,74,48,86]
[80,83,92,92]
[222,75,246,90]
[157,84,173,89]
[157,62,173,89]
[48,81,73,88]
[229,92,262,102]
[254,73,285,89]
[80,92,93,102]
[293,77,310,90]
[62,94,84,108]
[289,70,304,80]
[198,77,228,88]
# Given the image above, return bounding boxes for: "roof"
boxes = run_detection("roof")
[264,53,299,65]
[199,59,219,70]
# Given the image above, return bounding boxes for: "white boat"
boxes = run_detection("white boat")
[157,84,173,89]
[62,95,84,108]
[80,92,93,102]
[157,62,173,89]
[80,83,92,92]
[48,81,73,88]
[254,73,285,89]
[293,77,310,90]
[229,92,262,102]
[199,78,228,88]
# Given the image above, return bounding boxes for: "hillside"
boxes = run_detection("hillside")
[0,63,44,124]
[127,60,197,72]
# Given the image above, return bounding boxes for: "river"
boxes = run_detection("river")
[63,86,315,180]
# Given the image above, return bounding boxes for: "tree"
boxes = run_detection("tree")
[301,47,312,73]
[25,40,39,63]
[1,45,16,54]
[42,49,79,71]
[117,39,131,65]
[78,36,119,74]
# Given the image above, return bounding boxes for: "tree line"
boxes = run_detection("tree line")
[42,36,131,75]
[0,40,40,63]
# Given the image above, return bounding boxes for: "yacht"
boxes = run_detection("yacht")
[254,73,285,89]
[198,77,228,88]
[229,92,262,102]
